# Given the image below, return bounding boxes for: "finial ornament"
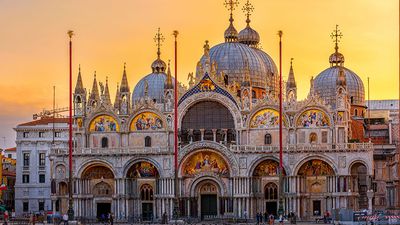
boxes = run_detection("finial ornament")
[330,24,343,53]
[204,40,210,55]
[67,30,74,39]
[278,30,283,38]
[124,62,126,70]
[154,28,165,59]
[224,0,239,22]
[290,58,294,66]
[242,0,254,26]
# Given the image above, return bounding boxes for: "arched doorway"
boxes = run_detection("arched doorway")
[297,159,335,218]
[126,161,159,221]
[252,159,284,216]
[199,182,219,220]
[81,165,114,218]
[350,162,368,209]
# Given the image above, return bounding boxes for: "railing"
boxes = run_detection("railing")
[50,146,172,156]
[230,142,374,153]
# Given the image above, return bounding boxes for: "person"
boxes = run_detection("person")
[11,210,15,219]
[32,213,37,225]
[62,213,68,225]
[100,213,105,224]
[4,210,9,225]
[109,212,113,225]
[269,213,275,225]
[279,214,283,225]
[162,212,167,224]
[264,212,268,224]
[256,212,260,225]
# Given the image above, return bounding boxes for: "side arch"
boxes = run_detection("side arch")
[248,156,291,177]
[188,175,228,197]
[76,159,116,178]
[292,155,338,176]
[348,159,371,175]
[122,157,164,178]
[294,106,333,129]
[128,109,167,132]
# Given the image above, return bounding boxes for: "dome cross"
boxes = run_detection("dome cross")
[330,24,343,52]
[154,28,165,59]
[242,0,254,26]
[224,0,239,22]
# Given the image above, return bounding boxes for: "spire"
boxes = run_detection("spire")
[114,83,120,109]
[204,40,210,56]
[89,71,100,102]
[241,59,251,86]
[329,25,345,66]
[74,64,85,94]
[224,0,239,42]
[286,58,297,89]
[242,0,254,27]
[120,62,130,93]
[104,77,111,104]
[151,28,167,73]
[165,60,173,89]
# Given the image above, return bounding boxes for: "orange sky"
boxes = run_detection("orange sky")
[0,0,398,148]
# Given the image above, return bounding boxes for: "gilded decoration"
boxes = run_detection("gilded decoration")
[298,159,334,176]
[127,162,159,178]
[82,166,114,179]
[199,77,216,91]
[89,115,119,132]
[131,112,163,131]
[250,108,286,128]
[253,159,285,176]
[183,151,229,177]
[297,109,330,128]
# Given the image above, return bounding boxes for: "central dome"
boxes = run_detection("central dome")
[198,42,271,89]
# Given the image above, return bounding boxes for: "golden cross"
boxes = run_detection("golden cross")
[224,0,239,15]
[154,28,165,58]
[330,24,343,46]
[242,0,254,22]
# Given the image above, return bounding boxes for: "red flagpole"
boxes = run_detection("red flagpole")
[67,30,74,219]
[278,30,283,170]
[173,30,179,219]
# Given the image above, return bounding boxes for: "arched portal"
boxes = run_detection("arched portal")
[125,161,159,221]
[350,162,368,210]
[180,101,235,145]
[81,164,115,219]
[194,180,220,220]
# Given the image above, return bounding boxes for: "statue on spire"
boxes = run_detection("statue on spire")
[154,27,165,59]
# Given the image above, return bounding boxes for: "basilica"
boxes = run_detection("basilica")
[49,0,374,222]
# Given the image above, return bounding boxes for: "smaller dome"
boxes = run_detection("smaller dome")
[224,18,238,42]
[238,26,260,47]
[329,52,345,65]
[151,58,166,73]
[133,72,173,103]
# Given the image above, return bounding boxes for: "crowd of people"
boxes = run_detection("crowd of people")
[255,212,297,225]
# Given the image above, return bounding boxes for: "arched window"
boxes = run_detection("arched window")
[265,183,278,200]
[354,109,358,116]
[140,184,154,201]
[265,133,272,145]
[145,136,152,147]
[252,90,256,99]
[101,137,108,148]
[309,133,318,144]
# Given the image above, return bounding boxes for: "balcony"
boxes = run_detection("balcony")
[50,146,173,156]
[230,142,374,153]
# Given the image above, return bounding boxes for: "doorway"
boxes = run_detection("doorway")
[313,200,321,216]
[265,202,277,216]
[201,194,217,220]
[142,203,153,221]
[97,203,111,220]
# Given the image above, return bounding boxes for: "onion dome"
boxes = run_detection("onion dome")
[151,58,166,73]
[329,52,345,66]
[238,0,260,47]
[224,20,238,42]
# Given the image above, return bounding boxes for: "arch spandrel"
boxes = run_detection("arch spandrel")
[129,111,164,131]
[88,114,120,132]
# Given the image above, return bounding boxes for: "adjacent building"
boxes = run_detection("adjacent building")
[14,118,69,215]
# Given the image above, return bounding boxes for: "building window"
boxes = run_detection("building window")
[23,153,30,166]
[39,174,45,183]
[145,136,152,147]
[39,153,46,166]
[39,132,45,138]
[321,131,328,143]
[38,201,45,211]
[22,175,30,183]
[23,132,29,138]
[7,154,12,159]
[101,137,108,148]
[264,133,272,145]
[54,132,61,138]
[354,109,358,116]
[23,202,29,212]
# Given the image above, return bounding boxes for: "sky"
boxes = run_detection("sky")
[0,0,398,148]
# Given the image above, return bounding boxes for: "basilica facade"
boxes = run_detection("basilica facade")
[49,1,374,222]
